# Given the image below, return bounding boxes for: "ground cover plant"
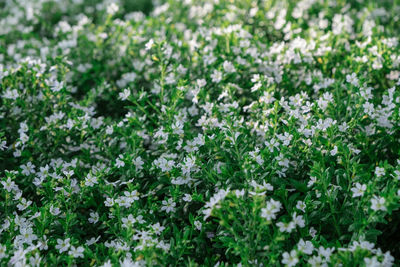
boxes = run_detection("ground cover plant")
[1,0,400,266]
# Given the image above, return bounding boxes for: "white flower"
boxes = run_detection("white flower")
[223,61,236,73]
[307,176,317,188]
[17,198,32,211]
[145,39,154,50]
[276,221,296,233]
[364,256,382,267]
[63,170,74,177]
[51,80,64,92]
[183,194,192,202]
[375,167,385,177]
[104,197,114,207]
[29,253,42,266]
[277,132,293,146]
[56,238,70,253]
[235,189,245,198]
[308,255,324,267]
[38,235,49,251]
[194,220,202,230]
[86,236,100,246]
[106,125,114,135]
[123,190,139,203]
[346,73,359,87]
[119,89,131,101]
[298,239,314,255]
[161,198,176,213]
[351,183,366,198]
[133,156,144,170]
[370,196,386,211]
[211,70,222,83]
[150,222,165,235]
[0,141,8,151]
[115,156,125,168]
[2,89,19,100]
[282,250,299,267]
[330,146,338,156]
[251,82,262,92]
[296,201,306,212]
[154,158,175,172]
[120,257,137,267]
[101,260,113,267]
[68,246,84,258]
[251,74,260,83]
[88,212,99,224]
[85,173,98,187]
[250,180,273,192]
[116,196,133,208]
[19,227,37,245]
[0,244,6,259]
[265,138,279,152]
[106,3,119,15]
[318,247,335,259]
[50,205,61,216]
[9,248,27,266]
[292,213,305,228]
[21,162,36,176]
[309,227,317,238]
[261,199,282,221]
[2,177,17,192]
[196,79,207,87]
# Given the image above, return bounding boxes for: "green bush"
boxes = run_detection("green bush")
[1,0,400,266]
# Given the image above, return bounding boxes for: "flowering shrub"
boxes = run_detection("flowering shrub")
[1,0,400,266]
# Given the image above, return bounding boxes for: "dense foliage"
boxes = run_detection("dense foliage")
[1,0,400,266]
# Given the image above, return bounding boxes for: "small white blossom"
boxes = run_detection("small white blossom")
[282,250,299,267]
[183,194,192,202]
[68,246,84,258]
[56,238,70,253]
[370,196,386,211]
[330,146,338,156]
[119,88,131,101]
[88,212,99,224]
[85,173,98,187]
[298,239,314,255]
[375,167,385,177]
[106,3,119,15]
[194,220,202,231]
[351,183,366,198]
[161,198,176,213]
[145,39,154,50]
